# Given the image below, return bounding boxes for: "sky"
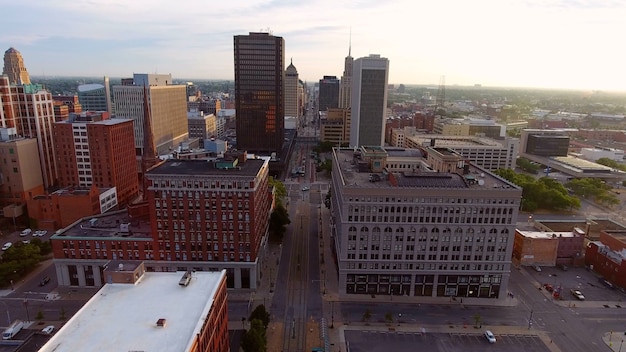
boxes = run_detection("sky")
[1,0,626,91]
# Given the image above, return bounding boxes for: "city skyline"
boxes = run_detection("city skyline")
[2,0,626,91]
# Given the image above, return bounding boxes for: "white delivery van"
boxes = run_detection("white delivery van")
[2,320,24,340]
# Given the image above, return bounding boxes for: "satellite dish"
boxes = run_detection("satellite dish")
[478,179,485,186]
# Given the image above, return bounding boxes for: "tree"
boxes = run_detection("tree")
[268,177,287,200]
[241,319,266,352]
[362,309,371,322]
[473,313,482,328]
[249,304,270,328]
[268,203,290,244]
[385,312,393,324]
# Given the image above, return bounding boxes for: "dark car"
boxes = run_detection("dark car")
[599,278,614,289]
[543,283,554,292]
[39,276,50,286]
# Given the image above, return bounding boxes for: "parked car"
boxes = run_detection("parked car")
[543,283,554,292]
[1,242,12,251]
[39,276,50,286]
[484,330,496,343]
[301,186,310,191]
[599,278,614,289]
[41,325,54,334]
[534,265,542,272]
[19,229,32,237]
[21,239,30,244]
[571,289,585,300]
[558,264,568,271]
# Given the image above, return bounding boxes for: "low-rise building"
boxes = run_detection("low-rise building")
[40,264,229,352]
[512,229,585,267]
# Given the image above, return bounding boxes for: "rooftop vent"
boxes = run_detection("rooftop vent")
[156,318,167,327]
[179,270,192,286]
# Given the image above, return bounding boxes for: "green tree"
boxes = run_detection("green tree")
[473,313,482,328]
[268,177,287,200]
[268,203,290,244]
[241,319,267,352]
[385,312,393,324]
[249,304,270,328]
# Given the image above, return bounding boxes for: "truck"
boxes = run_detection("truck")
[2,320,24,340]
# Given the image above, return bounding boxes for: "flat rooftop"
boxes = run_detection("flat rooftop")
[52,210,152,240]
[516,230,582,239]
[333,147,519,191]
[38,271,226,352]
[147,157,267,177]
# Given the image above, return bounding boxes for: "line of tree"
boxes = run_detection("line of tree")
[241,304,270,352]
[0,238,52,287]
[494,169,580,211]
[268,177,290,244]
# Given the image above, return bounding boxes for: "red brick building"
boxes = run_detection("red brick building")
[27,186,117,230]
[50,153,272,289]
[54,113,138,207]
[585,230,626,290]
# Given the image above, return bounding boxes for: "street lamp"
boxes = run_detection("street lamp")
[23,299,30,323]
[528,307,533,329]
[330,301,334,329]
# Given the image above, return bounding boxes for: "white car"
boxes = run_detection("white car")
[571,289,585,300]
[1,242,12,251]
[302,186,310,191]
[22,239,30,244]
[41,325,54,334]
[20,228,32,237]
[484,330,496,343]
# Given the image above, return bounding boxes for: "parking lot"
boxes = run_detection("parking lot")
[528,265,626,304]
[345,331,552,352]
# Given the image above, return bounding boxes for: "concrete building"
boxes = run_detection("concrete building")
[350,54,389,147]
[234,32,285,153]
[54,112,138,207]
[40,265,229,352]
[330,146,522,299]
[320,108,351,145]
[390,129,519,170]
[318,75,339,112]
[27,186,117,230]
[78,79,113,113]
[284,59,300,118]
[2,47,30,85]
[188,110,217,140]
[0,127,44,207]
[50,153,272,290]
[580,147,624,162]
[0,75,58,188]
[113,73,189,155]
[433,117,505,138]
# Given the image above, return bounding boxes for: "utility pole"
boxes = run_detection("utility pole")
[330,301,334,328]
[528,308,533,329]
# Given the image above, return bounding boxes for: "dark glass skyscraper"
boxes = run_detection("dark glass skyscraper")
[318,75,339,112]
[234,32,285,153]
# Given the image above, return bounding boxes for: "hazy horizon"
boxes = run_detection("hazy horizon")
[4,1,625,92]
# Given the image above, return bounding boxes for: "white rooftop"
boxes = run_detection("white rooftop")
[39,270,226,352]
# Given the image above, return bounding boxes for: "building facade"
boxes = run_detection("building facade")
[320,108,351,145]
[234,32,285,153]
[50,154,272,290]
[78,81,112,113]
[0,128,45,207]
[188,111,217,140]
[338,47,353,109]
[318,75,339,112]
[54,113,137,207]
[0,75,58,188]
[113,73,189,155]
[2,47,30,85]
[350,54,389,147]
[330,146,521,299]
[284,60,300,118]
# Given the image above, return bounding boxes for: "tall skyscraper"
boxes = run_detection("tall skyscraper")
[318,75,339,112]
[2,47,31,85]
[113,73,188,155]
[234,32,285,153]
[284,59,299,118]
[338,45,353,109]
[349,54,389,147]
[0,75,58,188]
